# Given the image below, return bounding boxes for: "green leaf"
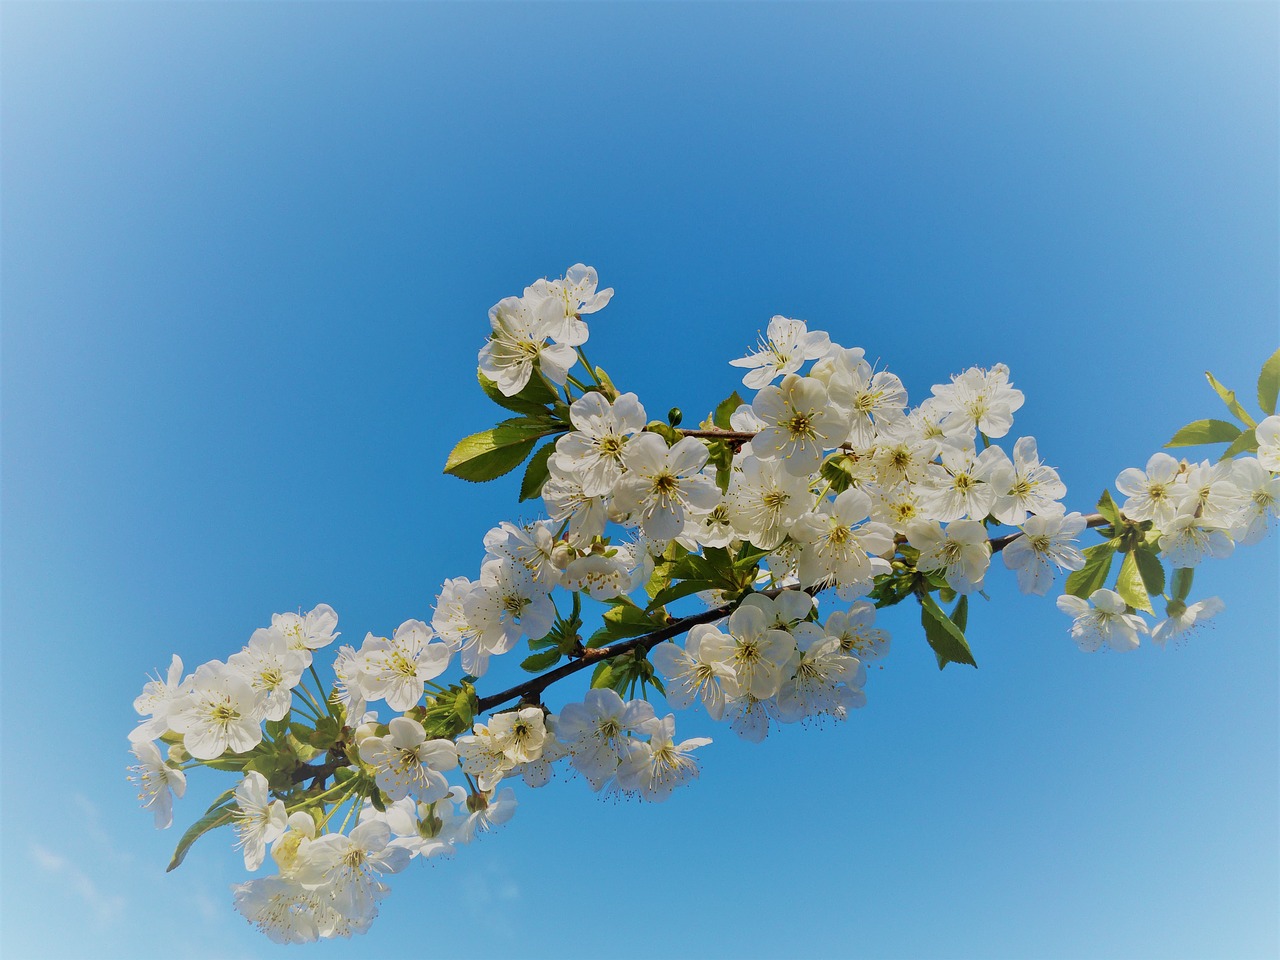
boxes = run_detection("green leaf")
[167,788,237,872]
[520,648,562,673]
[587,597,668,648]
[590,661,615,689]
[1204,371,1256,427]
[1096,489,1120,526]
[919,592,977,670]
[1165,419,1242,448]
[478,370,560,416]
[1219,428,1260,461]
[444,417,563,483]
[1171,567,1195,602]
[518,441,557,502]
[1064,542,1116,598]
[1258,348,1280,416]
[712,391,745,430]
[644,421,681,446]
[950,595,969,633]
[1116,551,1153,614]
[645,542,687,600]
[1133,546,1166,598]
[646,578,716,611]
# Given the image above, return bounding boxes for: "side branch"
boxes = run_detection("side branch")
[477,602,737,714]
[474,511,1109,716]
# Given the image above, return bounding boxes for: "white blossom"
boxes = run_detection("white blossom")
[234,771,288,871]
[1056,589,1148,652]
[1001,512,1088,596]
[616,714,711,801]
[729,316,831,390]
[751,374,848,477]
[650,624,739,720]
[357,620,451,713]
[128,739,186,829]
[1256,415,1280,472]
[613,434,720,540]
[907,519,991,595]
[168,661,267,760]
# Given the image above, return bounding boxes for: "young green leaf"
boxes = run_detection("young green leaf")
[1258,347,1280,416]
[712,391,745,430]
[520,648,562,673]
[166,787,237,872]
[1064,542,1116,598]
[950,595,969,632]
[645,578,717,612]
[919,592,977,670]
[1218,428,1260,461]
[518,441,557,502]
[1204,371,1256,427]
[1165,419,1242,448]
[478,370,561,416]
[1116,551,1153,614]
[1132,545,1166,598]
[1096,489,1120,526]
[444,417,563,483]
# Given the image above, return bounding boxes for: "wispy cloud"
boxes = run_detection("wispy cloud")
[29,842,128,925]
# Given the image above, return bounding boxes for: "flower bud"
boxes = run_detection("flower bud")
[550,541,575,570]
[167,743,190,764]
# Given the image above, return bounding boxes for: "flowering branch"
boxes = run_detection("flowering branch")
[127,263,1280,946]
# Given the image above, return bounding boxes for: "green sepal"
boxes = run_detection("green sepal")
[444,416,564,483]
[919,591,977,670]
[819,453,858,494]
[518,441,557,502]
[870,573,917,609]
[1171,567,1195,602]
[166,787,238,872]
[1258,347,1280,416]
[1165,419,1242,448]
[1064,542,1116,598]
[1116,551,1153,614]
[1204,371,1256,427]
[478,370,561,416]
[706,440,734,494]
[520,648,562,673]
[712,391,745,430]
[1219,428,1260,461]
[593,367,620,402]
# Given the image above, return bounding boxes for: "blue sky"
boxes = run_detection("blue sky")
[2,4,1277,958]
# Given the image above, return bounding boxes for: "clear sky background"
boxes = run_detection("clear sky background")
[3,4,1277,959]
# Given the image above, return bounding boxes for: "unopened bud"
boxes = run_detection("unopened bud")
[667,407,683,427]
[167,743,190,764]
[550,541,575,569]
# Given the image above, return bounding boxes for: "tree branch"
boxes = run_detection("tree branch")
[473,512,1112,717]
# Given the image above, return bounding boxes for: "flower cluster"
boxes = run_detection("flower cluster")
[129,264,1280,945]
[1058,429,1280,650]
